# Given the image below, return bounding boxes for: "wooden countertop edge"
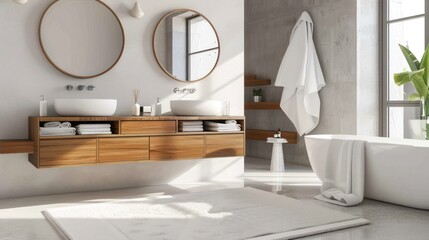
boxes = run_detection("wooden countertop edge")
[29,115,245,121]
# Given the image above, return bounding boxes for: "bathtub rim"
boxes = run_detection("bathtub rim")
[304,134,429,147]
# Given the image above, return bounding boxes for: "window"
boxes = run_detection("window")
[382,0,428,138]
[186,15,219,80]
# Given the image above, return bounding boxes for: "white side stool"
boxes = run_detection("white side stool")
[267,137,288,172]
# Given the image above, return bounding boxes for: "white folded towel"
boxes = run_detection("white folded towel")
[60,122,72,128]
[43,122,61,128]
[204,121,240,128]
[179,128,204,132]
[76,124,111,129]
[43,122,72,128]
[77,131,112,135]
[314,139,365,206]
[40,127,76,132]
[179,121,203,126]
[40,127,76,136]
[225,120,237,124]
[77,128,111,133]
[205,127,241,132]
[40,132,76,136]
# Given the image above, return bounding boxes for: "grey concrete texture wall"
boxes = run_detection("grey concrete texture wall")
[245,0,379,165]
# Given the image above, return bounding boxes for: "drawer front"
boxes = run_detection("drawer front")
[150,135,204,160]
[39,139,97,166]
[98,137,149,163]
[205,134,244,158]
[121,121,176,134]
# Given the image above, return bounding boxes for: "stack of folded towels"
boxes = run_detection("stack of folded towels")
[39,122,76,136]
[204,120,241,132]
[178,121,204,132]
[76,124,112,135]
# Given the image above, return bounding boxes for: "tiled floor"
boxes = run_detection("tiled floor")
[0,157,428,240]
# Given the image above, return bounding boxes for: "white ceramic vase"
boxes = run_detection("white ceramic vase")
[408,119,427,140]
[132,103,140,116]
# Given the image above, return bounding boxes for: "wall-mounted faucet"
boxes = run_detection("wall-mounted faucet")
[173,87,197,94]
[66,84,96,91]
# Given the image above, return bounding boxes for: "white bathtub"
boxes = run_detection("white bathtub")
[305,134,429,210]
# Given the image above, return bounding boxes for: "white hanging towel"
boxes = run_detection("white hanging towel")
[275,11,325,136]
[314,139,365,206]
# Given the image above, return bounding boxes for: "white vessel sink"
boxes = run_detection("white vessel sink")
[54,99,117,116]
[170,100,223,116]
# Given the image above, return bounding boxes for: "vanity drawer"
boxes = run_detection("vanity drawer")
[150,135,204,160]
[121,121,176,134]
[205,134,244,158]
[39,139,97,166]
[98,137,149,163]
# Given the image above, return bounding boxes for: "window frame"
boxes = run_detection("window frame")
[186,15,219,80]
[381,0,429,137]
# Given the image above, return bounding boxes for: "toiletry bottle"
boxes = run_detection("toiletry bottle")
[223,101,230,116]
[39,95,48,116]
[152,98,162,116]
[274,129,281,138]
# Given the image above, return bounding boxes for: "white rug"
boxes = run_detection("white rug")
[44,187,369,240]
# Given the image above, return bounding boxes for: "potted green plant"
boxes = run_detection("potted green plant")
[252,88,263,102]
[394,44,429,139]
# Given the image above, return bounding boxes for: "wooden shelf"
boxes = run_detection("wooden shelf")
[245,75,272,87]
[0,140,34,154]
[245,102,280,110]
[39,131,245,140]
[34,115,245,122]
[246,129,298,144]
[25,116,246,168]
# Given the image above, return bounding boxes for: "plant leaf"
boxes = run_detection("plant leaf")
[399,44,420,71]
[420,44,429,85]
[394,69,424,85]
[394,69,427,98]
[411,74,428,99]
[408,93,421,101]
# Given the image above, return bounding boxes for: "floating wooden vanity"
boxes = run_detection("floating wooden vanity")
[27,116,245,168]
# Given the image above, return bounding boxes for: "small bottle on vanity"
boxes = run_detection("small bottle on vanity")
[39,95,48,116]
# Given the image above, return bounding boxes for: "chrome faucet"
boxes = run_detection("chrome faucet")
[65,84,95,91]
[173,87,197,94]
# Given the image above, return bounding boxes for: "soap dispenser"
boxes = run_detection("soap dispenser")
[151,98,162,116]
[39,95,48,116]
[274,129,282,138]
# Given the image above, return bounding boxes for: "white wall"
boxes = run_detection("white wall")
[0,0,244,199]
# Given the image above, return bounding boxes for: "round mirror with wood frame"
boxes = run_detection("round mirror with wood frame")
[39,0,125,79]
[153,9,220,82]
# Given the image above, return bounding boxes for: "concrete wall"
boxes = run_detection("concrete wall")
[0,0,244,199]
[245,0,379,165]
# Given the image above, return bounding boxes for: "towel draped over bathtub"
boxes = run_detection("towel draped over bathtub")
[315,139,365,206]
[275,11,325,136]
